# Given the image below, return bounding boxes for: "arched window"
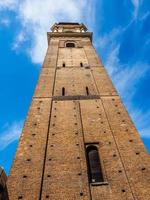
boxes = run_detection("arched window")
[62,87,65,96]
[66,42,75,48]
[80,62,83,67]
[86,145,104,183]
[63,62,65,67]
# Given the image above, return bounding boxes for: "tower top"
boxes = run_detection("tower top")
[48,22,92,44]
[51,22,87,33]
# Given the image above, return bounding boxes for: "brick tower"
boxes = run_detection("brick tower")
[7,23,150,200]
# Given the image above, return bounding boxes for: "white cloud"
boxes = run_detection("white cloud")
[96,28,120,51]
[104,44,147,101]
[0,0,18,10]
[0,0,96,64]
[96,25,150,139]
[95,27,127,76]
[101,33,149,103]
[96,26,149,102]
[140,11,150,21]
[105,45,150,139]
[105,44,120,76]
[0,121,23,150]
[131,0,140,19]
[140,128,150,138]
[113,62,149,100]
[12,31,26,50]
[18,0,95,63]
[130,108,150,138]
[0,18,10,27]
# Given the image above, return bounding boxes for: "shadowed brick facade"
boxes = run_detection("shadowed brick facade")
[0,167,8,200]
[7,23,150,200]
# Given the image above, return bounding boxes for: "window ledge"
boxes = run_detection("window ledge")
[91,182,109,186]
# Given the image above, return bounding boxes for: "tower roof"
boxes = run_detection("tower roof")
[58,22,80,25]
[51,22,87,32]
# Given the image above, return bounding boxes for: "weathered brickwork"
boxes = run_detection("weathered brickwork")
[7,98,52,199]
[80,99,135,200]
[101,96,150,199]
[54,68,98,96]
[34,68,55,98]
[83,39,103,67]
[41,101,91,200]
[43,38,59,68]
[91,67,117,96]
[7,23,150,200]
[57,47,88,68]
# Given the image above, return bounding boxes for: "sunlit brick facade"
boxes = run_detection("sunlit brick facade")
[7,23,150,200]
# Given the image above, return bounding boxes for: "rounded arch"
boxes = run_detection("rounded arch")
[86,145,98,153]
[86,145,104,183]
[65,41,76,48]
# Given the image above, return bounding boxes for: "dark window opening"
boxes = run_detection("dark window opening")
[66,42,75,48]
[80,62,83,67]
[86,145,104,183]
[0,185,4,193]
[65,31,73,33]
[63,62,65,67]
[86,87,89,95]
[62,87,65,96]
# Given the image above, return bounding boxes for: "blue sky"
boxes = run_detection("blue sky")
[0,0,150,175]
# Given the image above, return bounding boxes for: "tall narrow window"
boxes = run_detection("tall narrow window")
[86,87,89,95]
[86,145,104,183]
[80,62,83,67]
[63,62,65,67]
[66,42,75,48]
[62,87,65,96]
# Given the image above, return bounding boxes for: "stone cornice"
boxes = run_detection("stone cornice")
[47,32,93,44]
[51,23,88,31]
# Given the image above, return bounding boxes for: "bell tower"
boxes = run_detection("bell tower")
[7,22,150,200]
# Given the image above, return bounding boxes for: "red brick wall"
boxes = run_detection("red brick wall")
[7,27,150,200]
